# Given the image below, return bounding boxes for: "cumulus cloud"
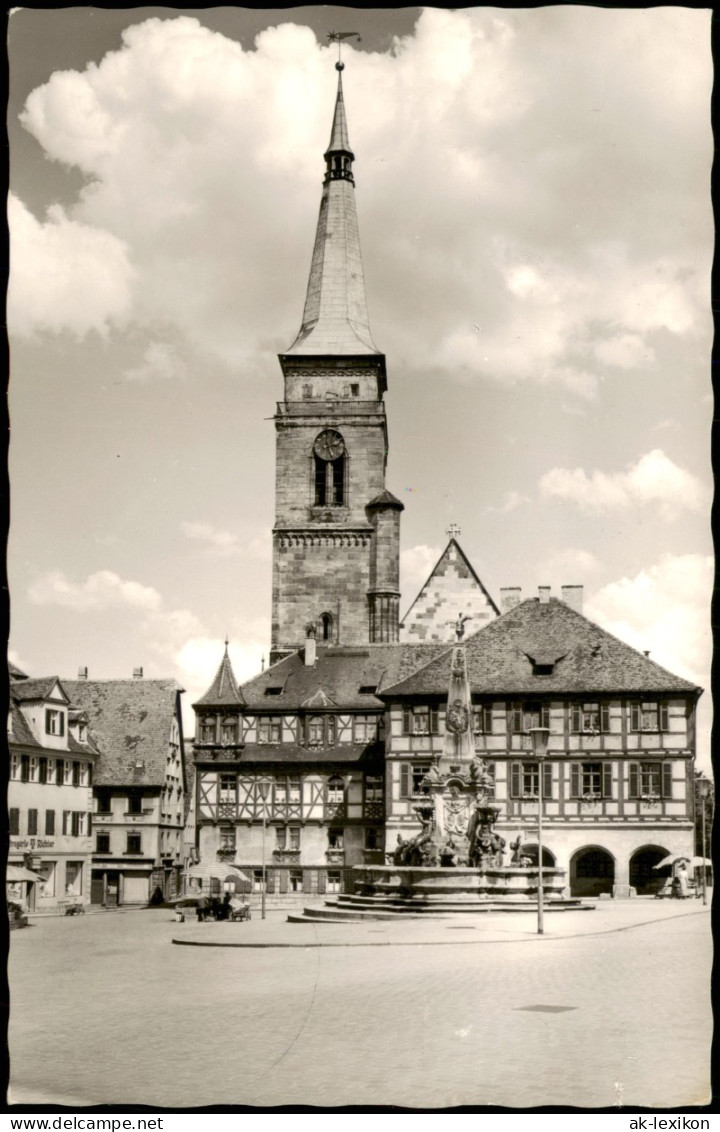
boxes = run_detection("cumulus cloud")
[587,554,712,769]
[28,569,162,611]
[400,544,440,601]
[486,490,529,514]
[539,449,707,520]
[586,554,711,688]
[8,193,134,338]
[10,8,711,387]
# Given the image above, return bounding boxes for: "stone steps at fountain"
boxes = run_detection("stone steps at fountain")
[287,894,595,923]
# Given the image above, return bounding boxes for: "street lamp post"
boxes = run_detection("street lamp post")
[257,778,272,920]
[698,777,710,907]
[528,726,550,936]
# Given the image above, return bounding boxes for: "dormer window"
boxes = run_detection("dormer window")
[45,708,64,736]
[221,717,238,743]
[77,723,87,743]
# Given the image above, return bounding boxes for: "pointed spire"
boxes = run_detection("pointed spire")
[194,642,245,707]
[285,59,380,357]
[324,64,353,170]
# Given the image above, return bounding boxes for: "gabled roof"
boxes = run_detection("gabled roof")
[194,646,245,708]
[10,676,69,704]
[62,679,184,787]
[400,538,499,643]
[383,597,701,698]
[238,643,449,711]
[7,702,42,748]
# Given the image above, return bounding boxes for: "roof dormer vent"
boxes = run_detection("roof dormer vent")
[133,667,144,679]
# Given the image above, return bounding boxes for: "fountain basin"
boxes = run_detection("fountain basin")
[353,864,568,903]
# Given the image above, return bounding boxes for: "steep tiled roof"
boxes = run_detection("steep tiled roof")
[9,662,28,680]
[382,598,701,697]
[8,702,42,748]
[62,679,183,787]
[194,647,245,708]
[238,643,448,710]
[10,677,68,703]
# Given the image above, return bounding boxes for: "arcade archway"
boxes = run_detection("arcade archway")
[570,846,615,897]
[630,845,670,896]
[519,844,556,868]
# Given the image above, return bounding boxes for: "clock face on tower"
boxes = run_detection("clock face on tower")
[313,430,345,461]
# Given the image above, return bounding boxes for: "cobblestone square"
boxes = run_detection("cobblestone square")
[7,901,712,1110]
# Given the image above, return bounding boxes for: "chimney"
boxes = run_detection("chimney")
[304,624,317,667]
[77,666,88,680]
[132,667,144,679]
[500,587,522,613]
[538,586,551,604]
[644,650,650,657]
[561,585,583,614]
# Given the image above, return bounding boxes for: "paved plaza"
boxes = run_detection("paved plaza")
[7,900,712,1110]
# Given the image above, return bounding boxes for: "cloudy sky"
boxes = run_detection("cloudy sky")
[7,7,713,766]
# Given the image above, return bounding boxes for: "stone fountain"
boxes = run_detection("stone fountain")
[349,646,570,911]
[288,647,589,921]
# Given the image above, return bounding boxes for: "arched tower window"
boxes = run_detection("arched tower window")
[313,430,346,506]
[320,613,334,642]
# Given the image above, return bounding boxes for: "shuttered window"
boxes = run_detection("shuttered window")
[9,808,19,835]
[62,811,70,835]
[570,763,580,798]
[543,763,553,799]
[602,763,613,798]
[508,702,550,732]
[571,703,611,733]
[27,810,38,835]
[473,704,493,734]
[45,810,55,835]
[400,764,411,798]
[401,706,439,734]
[630,702,670,732]
[627,761,670,799]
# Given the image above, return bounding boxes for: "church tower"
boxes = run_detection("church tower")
[271,60,403,663]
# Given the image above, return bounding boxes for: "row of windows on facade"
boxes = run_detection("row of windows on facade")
[197,713,380,745]
[95,832,146,855]
[399,760,676,800]
[402,702,673,736]
[196,702,674,747]
[250,869,343,894]
[10,754,93,786]
[217,825,382,854]
[95,793,154,815]
[216,773,384,804]
[9,808,90,836]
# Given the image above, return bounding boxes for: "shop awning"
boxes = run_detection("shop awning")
[6,864,45,884]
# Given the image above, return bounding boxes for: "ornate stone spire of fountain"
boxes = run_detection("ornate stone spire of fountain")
[441,646,475,770]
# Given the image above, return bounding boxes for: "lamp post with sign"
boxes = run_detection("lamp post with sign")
[528,727,550,935]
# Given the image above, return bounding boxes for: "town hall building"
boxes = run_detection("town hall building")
[191,58,701,903]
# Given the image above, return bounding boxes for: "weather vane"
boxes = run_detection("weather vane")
[328,31,362,68]
[447,523,462,540]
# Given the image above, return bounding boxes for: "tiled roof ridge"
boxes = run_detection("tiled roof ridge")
[375,639,457,695]
[545,597,702,692]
